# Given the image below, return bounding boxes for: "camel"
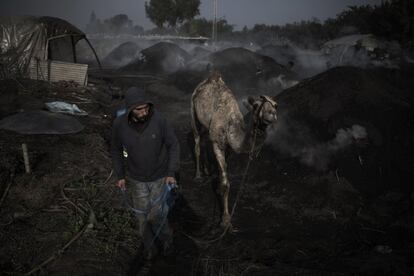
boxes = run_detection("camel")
[190,71,278,228]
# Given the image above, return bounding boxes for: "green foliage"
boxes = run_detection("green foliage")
[227,0,413,47]
[145,0,200,28]
[145,0,174,28]
[174,0,201,25]
[104,14,132,32]
[180,18,234,37]
[329,0,414,43]
[335,5,374,34]
[86,0,413,46]
[85,13,144,34]
[371,0,414,42]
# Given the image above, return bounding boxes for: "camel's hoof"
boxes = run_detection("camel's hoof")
[193,175,203,182]
[220,216,233,232]
[220,222,234,233]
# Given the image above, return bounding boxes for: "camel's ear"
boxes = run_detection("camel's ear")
[260,95,278,108]
[243,99,252,110]
[248,96,259,106]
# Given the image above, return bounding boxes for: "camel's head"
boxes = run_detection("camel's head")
[247,95,278,129]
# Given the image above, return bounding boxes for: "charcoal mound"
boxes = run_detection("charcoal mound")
[102,41,141,67]
[172,47,297,95]
[121,42,190,74]
[257,44,297,68]
[210,47,290,82]
[189,46,211,60]
[271,66,414,195]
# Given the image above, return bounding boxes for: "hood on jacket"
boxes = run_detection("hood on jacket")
[125,87,153,112]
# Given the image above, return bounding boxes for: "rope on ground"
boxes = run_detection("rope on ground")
[24,209,96,276]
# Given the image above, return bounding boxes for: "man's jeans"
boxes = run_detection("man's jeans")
[128,177,172,258]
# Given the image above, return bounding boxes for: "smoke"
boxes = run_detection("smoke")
[160,51,188,73]
[292,48,329,78]
[267,117,367,170]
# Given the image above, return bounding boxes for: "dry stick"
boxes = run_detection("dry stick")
[0,171,15,209]
[22,143,31,174]
[91,170,114,209]
[361,226,386,234]
[335,169,341,185]
[12,78,30,92]
[24,210,95,276]
[60,183,86,215]
[102,170,113,186]
[240,264,264,276]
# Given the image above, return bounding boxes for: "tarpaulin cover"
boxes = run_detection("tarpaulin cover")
[0,110,84,134]
[0,16,85,77]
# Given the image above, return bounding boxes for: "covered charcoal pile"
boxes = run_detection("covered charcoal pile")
[210,47,296,94]
[171,47,299,95]
[121,41,191,74]
[270,66,414,195]
[188,46,211,60]
[257,44,297,68]
[102,41,141,67]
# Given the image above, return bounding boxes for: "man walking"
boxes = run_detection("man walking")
[111,86,180,261]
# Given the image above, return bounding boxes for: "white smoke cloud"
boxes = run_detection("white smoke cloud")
[267,119,367,170]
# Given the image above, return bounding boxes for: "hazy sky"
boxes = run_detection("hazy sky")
[0,0,382,30]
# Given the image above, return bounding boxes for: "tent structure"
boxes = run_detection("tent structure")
[0,16,101,85]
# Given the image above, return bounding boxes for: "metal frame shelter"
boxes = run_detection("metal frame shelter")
[0,16,101,85]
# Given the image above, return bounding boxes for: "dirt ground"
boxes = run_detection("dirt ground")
[0,64,413,276]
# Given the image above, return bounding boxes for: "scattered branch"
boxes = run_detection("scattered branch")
[60,182,86,215]
[0,171,15,209]
[24,209,96,276]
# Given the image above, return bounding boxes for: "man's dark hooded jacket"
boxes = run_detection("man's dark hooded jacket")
[111,87,180,182]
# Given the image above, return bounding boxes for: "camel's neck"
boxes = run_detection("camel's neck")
[228,109,259,154]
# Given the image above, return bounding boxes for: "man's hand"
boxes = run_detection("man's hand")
[164,176,176,185]
[116,179,126,190]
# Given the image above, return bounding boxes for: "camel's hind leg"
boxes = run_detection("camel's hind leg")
[191,99,202,181]
[212,142,232,229]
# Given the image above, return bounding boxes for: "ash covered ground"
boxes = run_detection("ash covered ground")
[0,38,413,276]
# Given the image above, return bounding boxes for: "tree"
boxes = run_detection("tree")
[174,0,200,25]
[89,11,96,24]
[104,14,132,33]
[85,11,103,33]
[145,0,200,28]
[145,0,173,28]
[179,17,233,37]
[336,5,374,34]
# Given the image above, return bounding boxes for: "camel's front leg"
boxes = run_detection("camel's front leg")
[212,143,231,229]
[191,117,203,181]
[193,132,203,180]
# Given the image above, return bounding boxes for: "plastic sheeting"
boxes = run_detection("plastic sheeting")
[45,101,88,116]
[0,16,85,77]
[0,110,84,134]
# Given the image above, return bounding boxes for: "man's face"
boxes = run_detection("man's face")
[132,104,149,122]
